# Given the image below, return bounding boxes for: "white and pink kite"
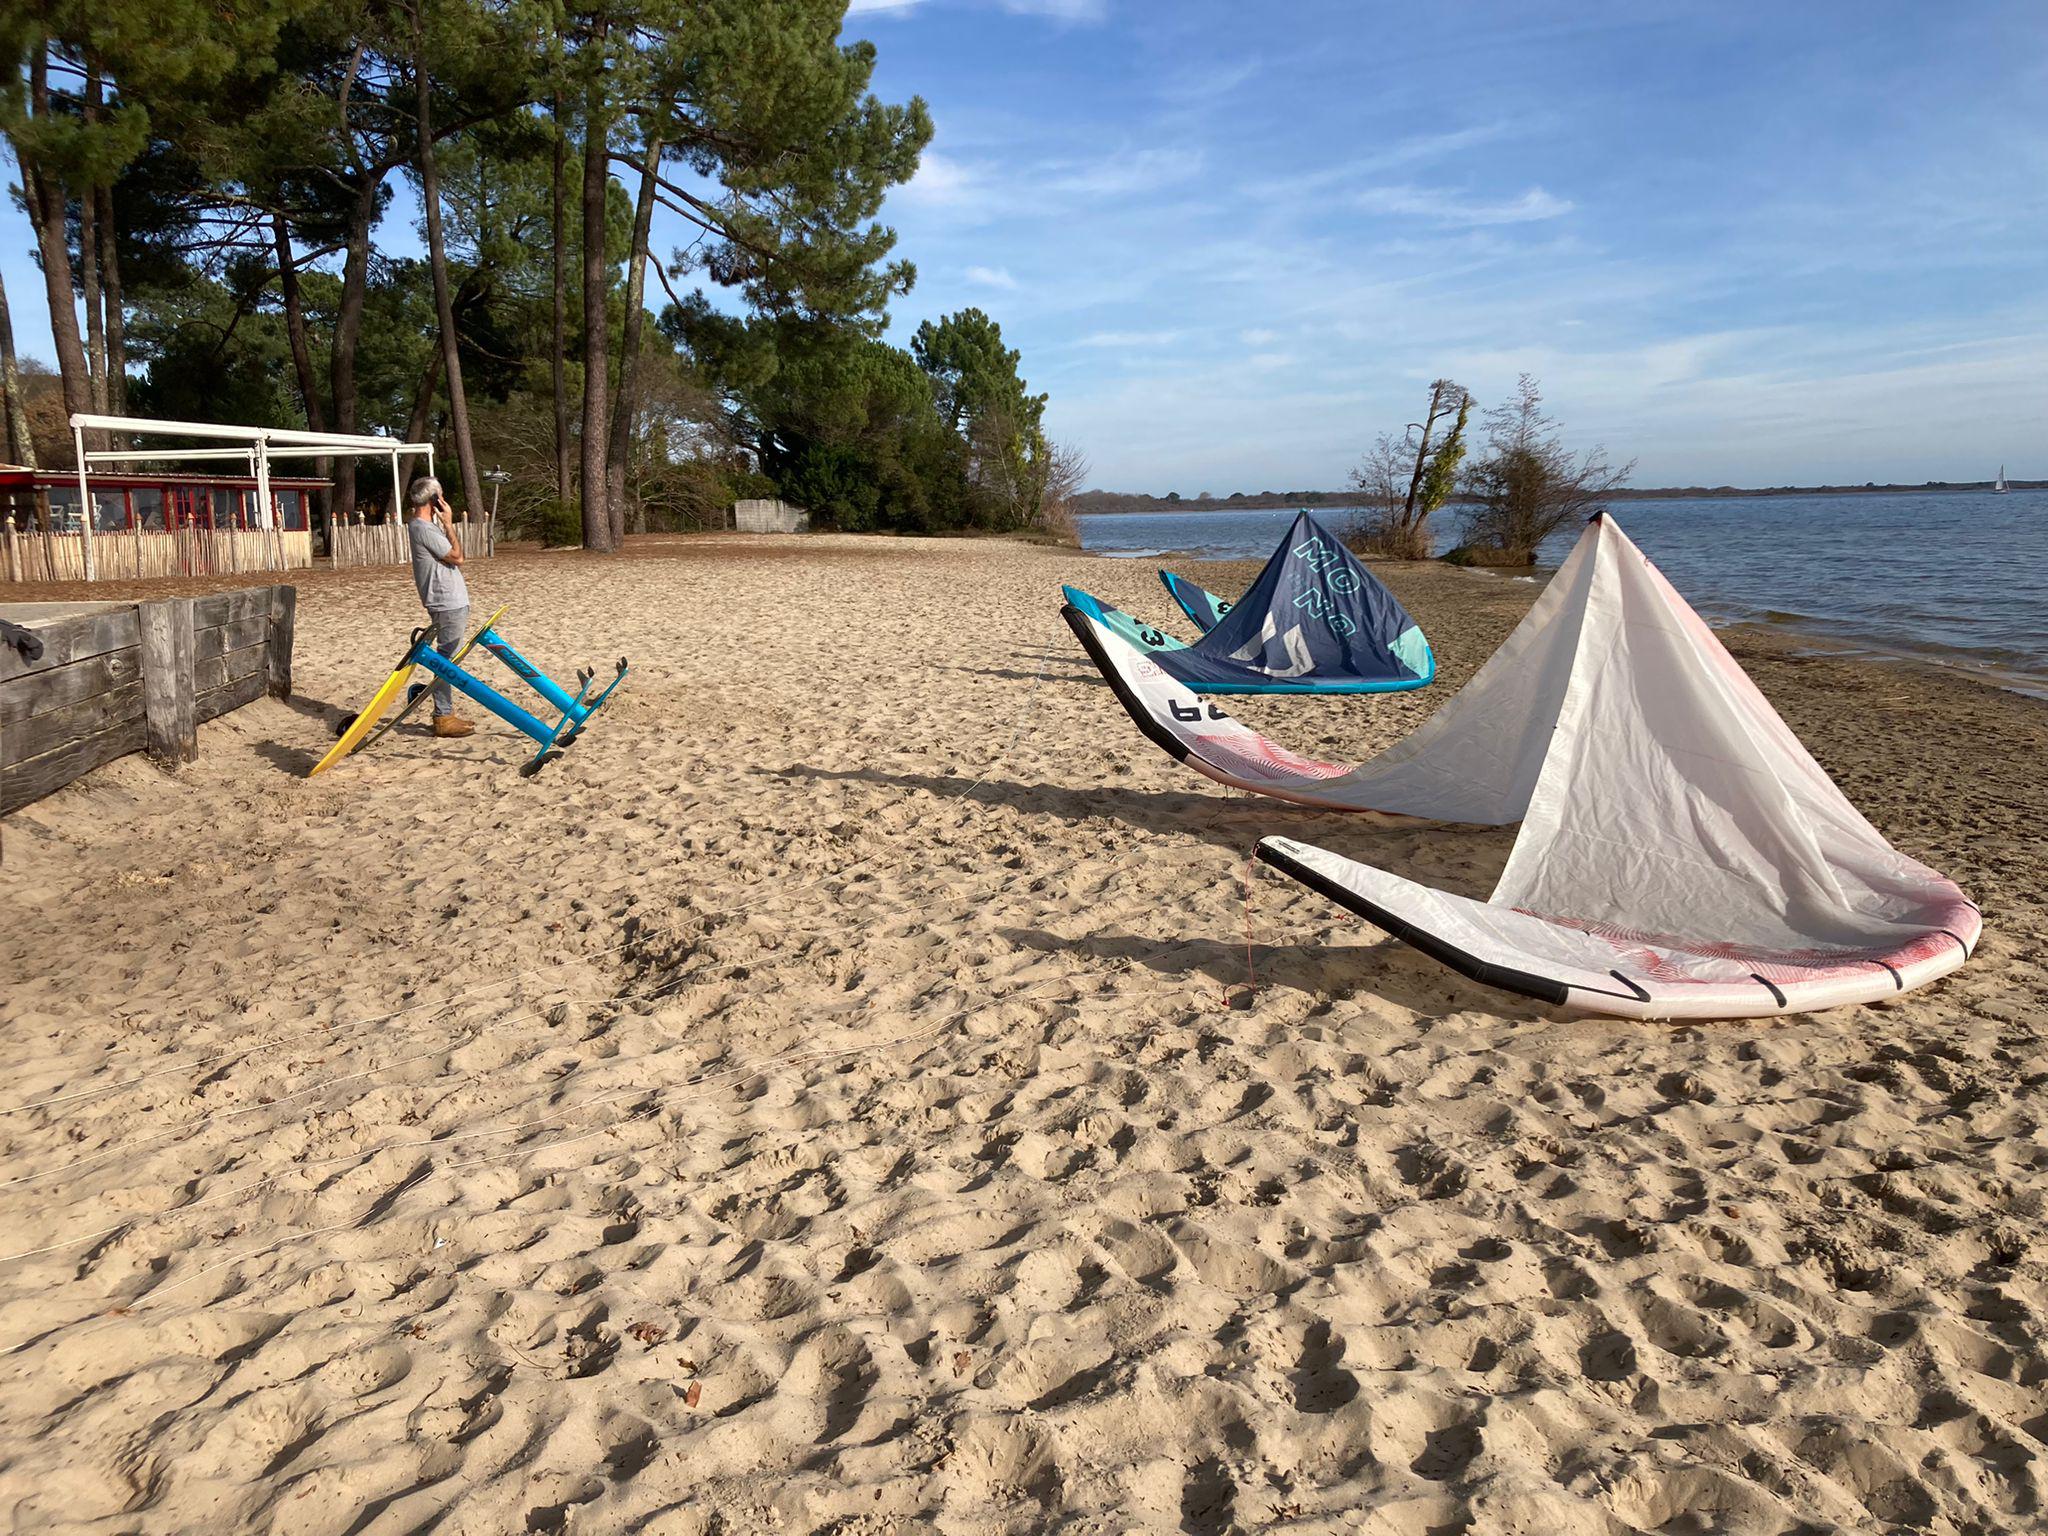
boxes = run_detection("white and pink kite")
[1062,515,1979,1019]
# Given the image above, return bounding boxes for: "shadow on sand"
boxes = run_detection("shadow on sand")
[259,689,444,778]
[772,762,1540,1020]
[777,763,1505,886]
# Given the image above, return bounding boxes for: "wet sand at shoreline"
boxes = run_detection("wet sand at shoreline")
[1,533,2043,1534]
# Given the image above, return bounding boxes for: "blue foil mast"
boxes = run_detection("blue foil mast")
[474,621,628,748]
[413,615,630,775]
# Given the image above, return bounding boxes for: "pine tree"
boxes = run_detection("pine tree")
[1,0,289,450]
[576,0,932,548]
[912,308,1047,529]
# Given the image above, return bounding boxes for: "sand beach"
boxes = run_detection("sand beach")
[1,534,2044,1533]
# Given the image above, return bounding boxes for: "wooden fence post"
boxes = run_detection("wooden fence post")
[139,598,198,767]
[267,585,297,700]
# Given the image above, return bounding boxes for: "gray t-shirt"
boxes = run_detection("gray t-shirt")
[408,516,469,612]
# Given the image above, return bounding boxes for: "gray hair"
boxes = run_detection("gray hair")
[406,476,443,510]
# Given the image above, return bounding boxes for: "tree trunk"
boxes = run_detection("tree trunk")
[276,215,327,434]
[578,69,613,551]
[552,90,572,508]
[98,183,126,417]
[0,268,50,534]
[1402,380,1444,528]
[0,270,38,470]
[273,215,327,430]
[414,28,485,519]
[402,329,444,520]
[605,136,661,548]
[327,177,380,521]
[273,213,330,540]
[17,53,97,454]
[79,62,107,414]
[404,345,444,448]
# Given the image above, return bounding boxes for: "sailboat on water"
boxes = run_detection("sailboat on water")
[1992,465,2009,493]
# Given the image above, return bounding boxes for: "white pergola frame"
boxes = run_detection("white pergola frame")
[68,413,436,581]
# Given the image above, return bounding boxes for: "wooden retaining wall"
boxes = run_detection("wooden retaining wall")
[0,586,296,817]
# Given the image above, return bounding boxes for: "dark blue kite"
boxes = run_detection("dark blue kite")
[1062,510,1435,694]
[1159,568,1233,632]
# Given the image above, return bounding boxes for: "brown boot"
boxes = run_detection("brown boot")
[433,715,475,739]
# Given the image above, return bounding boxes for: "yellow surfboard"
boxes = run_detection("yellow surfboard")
[307,652,421,777]
[345,603,508,758]
[306,604,510,778]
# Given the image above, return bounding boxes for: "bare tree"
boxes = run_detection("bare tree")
[962,401,1033,530]
[1459,374,1632,563]
[1403,379,1470,518]
[1346,432,1410,556]
[1035,438,1089,542]
[3,359,76,469]
[0,272,36,471]
[1350,379,1470,559]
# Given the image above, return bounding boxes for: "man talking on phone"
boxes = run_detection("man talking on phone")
[405,476,475,738]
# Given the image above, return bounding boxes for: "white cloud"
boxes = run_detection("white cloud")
[1073,329,1183,349]
[849,0,1104,17]
[1046,295,2048,491]
[1373,123,1520,167]
[1252,122,1523,202]
[888,143,1202,226]
[998,0,1106,18]
[1353,184,1574,227]
[1045,146,1202,198]
[1156,57,1262,103]
[965,264,1019,289]
[897,151,977,207]
[1239,327,1278,346]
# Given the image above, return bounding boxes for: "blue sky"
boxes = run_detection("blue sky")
[5,1,2043,491]
[851,0,2048,490]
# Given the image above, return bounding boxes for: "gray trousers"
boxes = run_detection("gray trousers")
[428,605,468,715]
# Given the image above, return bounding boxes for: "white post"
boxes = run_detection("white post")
[74,421,94,581]
[254,439,274,570]
[390,449,402,522]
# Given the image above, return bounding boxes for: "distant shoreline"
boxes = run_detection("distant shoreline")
[1076,482,2038,514]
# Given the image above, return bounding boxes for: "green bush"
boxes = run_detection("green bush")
[1442,542,1522,568]
[533,500,582,548]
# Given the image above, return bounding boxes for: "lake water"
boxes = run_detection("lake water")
[1077,493,2048,693]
